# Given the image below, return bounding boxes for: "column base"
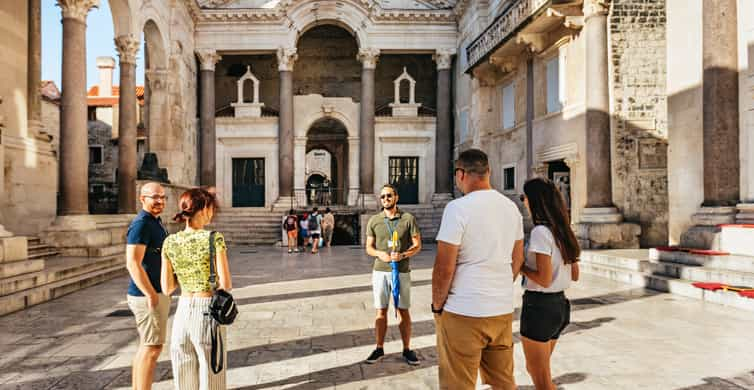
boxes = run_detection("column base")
[573,221,641,249]
[736,203,754,224]
[0,224,13,238]
[0,236,28,262]
[580,207,624,223]
[347,189,360,207]
[679,206,738,249]
[40,214,134,257]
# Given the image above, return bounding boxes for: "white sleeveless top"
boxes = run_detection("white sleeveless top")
[524,225,572,293]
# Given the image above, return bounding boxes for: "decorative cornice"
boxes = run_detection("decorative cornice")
[145,70,169,91]
[196,0,234,7]
[433,48,456,70]
[583,0,609,19]
[196,49,222,71]
[56,0,99,22]
[114,35,140,65]
[357,48,380,69]
[277,47,298,71]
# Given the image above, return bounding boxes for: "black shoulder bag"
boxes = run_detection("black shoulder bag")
[208,231,238,374]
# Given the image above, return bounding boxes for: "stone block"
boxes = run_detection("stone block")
[0,259,44,278]
[574,222,641,249]
[0,294,27,316]
[680,225,721,250]
[88,245,124,258]
[41,230,112,249]
[0,237,28,262]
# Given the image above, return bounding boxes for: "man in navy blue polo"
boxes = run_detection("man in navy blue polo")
[126,182,169,390]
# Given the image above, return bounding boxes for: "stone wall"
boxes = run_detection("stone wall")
[88,120,118,214]
[610,0,669,246]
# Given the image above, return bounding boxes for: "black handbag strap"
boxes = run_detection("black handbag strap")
[210,320,224,374]
[209,231,217,286]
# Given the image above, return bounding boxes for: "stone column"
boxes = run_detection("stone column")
[145,69,168,156]
[115,35,139,213]
[277,47,297,203]
[433,49,454,200]
[196,49,221,186]
[702,0,739,207]
[581,0,620,223]
[357,48,379,204]
[28,0,42,135]
[58,0,99,215]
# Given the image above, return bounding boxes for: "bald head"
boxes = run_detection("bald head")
[141,182,164,196]
[140,182,166,216]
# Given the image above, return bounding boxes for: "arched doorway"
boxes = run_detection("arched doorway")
[306,117,348,205]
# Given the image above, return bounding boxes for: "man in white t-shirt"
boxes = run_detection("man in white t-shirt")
[432,148,525,390]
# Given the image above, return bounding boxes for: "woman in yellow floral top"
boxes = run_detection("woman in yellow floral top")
[160,188,232,390]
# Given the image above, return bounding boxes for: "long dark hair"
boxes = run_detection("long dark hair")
[173,187,220,223]
[523,177,580,264]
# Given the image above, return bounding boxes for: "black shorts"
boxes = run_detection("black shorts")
[310,233,321,239]
[519,290,570,342]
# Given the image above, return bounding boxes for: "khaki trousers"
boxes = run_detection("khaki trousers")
[435,311,515,390]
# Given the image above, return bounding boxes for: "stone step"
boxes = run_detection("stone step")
[0,264,126,316]
[647,261,754,287]
[580,251,754,311]
[652,248,754,273]
[0,259,45,279]
[718,224,754,257]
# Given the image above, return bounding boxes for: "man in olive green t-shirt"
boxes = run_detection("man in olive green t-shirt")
[364,184,422,365]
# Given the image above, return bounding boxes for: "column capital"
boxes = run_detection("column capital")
[583,0,609,19]
[145,69,169,91]
[56,0,99,22]
[114,35,140,65]
[433,48,456,70]
[357,48,380,69]
[277,47,298,72]
[196,49,222,71]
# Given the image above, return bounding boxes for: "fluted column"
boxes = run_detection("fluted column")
[28,0,42,131]
[277,47,297,199]
[434,49,454,196]
[115,35,139,213]
[358,48,379,198]
[196,49,221,186]
[702,0,739,206]
[57,0,99,215]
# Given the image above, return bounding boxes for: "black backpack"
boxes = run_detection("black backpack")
[308,213,320,230]
[208,232,238,374]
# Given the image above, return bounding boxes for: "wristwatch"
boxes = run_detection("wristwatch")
[431,304,443,314]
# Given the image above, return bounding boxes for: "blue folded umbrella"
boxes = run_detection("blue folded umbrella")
[391,261,400,316]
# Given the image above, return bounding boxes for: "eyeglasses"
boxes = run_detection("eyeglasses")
[144,195,168,201]
[380,194,394,199]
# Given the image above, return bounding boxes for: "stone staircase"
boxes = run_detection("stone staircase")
[580,224,754,311]
[0,237,126,316]
[208,209,285,246]
[400,204,443,243]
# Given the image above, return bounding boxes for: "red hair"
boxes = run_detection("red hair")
[173,187,220,223]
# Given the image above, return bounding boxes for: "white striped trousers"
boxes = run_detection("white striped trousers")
[170,297,227,390]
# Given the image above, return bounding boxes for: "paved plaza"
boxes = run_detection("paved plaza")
[1,245,754,390]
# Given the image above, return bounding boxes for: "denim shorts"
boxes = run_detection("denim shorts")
[519,290,571,342]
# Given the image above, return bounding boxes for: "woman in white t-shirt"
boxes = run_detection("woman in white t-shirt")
[519,177,580,390]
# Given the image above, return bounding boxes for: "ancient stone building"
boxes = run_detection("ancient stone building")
[0,0,753,313]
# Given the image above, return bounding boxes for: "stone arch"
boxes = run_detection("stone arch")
[306,117,350,204]
[299,110,358,139]
[284,0,371,49]
[141,18,168,70]
[140,17,170,168]
[108,0,135,38]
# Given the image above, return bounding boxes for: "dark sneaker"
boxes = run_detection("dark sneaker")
[365,348,384,364]
[402,349,420,365]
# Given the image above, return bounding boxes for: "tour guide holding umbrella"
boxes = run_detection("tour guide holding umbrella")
[365,184,422,365]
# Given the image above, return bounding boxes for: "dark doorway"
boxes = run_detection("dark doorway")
[547,159,571,214]
[306,117,349,204]
[232,158,265,207]
[389,156,419,204]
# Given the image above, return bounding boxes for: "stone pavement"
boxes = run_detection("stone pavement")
[1,245,754,389]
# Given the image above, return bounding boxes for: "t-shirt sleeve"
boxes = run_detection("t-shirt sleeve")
[126,220,150,246]
[214,232,227,252]
[435,202,464,246]
[366,217,376,238]
[528,226,554,256]
[409,215,421,237]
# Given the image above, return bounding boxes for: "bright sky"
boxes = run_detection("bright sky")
[42,0,145,90]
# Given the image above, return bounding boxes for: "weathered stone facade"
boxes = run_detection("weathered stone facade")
[610,0,669,246]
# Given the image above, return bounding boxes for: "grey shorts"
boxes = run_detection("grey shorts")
[372,271,411,309]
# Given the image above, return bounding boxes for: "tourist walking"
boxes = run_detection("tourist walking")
[161,188,232,390]
[322,208,335,247]
[283,209,299,253]
[300,212,309,249]
[519,177,580,390]
[432,149,525,390]
[308,208,323,254]
[126,182,170,390]
[364,184,422,365]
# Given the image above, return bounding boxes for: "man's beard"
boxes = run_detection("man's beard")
[383,203,396,211]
